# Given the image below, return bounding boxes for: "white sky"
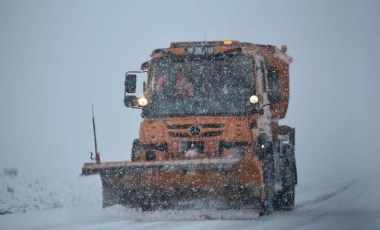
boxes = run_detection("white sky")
[1,0,380,182]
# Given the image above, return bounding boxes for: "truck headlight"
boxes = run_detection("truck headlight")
[250,95,259,104]
[137,97,148,106]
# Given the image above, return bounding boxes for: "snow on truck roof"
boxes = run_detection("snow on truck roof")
[151,40,292,64]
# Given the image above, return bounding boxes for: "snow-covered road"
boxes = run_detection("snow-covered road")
[1,174,379,230]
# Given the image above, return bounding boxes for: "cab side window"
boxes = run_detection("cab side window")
[257,59,266,94]
[267,69,281,103]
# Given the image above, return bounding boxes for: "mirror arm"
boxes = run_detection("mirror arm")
[259,103,272,116]
[263,103,272,107]
[126,70,148,74]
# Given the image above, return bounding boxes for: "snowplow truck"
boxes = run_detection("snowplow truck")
[82,40,297,215]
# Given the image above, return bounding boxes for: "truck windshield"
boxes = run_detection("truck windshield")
[144,54,255,117]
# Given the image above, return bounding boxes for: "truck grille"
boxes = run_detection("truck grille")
[167,123,224,138]
[168,131,223,138]
[167,124,193,129]
[167,124,225,129]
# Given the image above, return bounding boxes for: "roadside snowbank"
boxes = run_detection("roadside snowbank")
[0,169,101,214]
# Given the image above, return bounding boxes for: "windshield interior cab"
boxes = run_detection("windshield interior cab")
[143,54,255,118]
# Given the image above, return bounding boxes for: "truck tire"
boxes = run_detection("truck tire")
[274,144,296,211]
[260,141,275,216]
[275,184,295,211]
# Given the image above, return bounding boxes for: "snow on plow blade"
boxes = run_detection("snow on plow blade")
[82,156,264,211]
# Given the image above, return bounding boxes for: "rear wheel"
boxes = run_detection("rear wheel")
[260,142,275,216]
[274,144,296,211]
[275,184,295,211]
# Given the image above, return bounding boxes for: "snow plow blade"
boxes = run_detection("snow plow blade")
[82,156,265,212]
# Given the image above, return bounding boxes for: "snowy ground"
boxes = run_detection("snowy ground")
[1,171,379,230]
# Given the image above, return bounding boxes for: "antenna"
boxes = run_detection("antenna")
[92,105,101,164]
[203,28,207,42]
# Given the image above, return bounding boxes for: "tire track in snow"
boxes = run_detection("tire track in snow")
[262,179,362,230]
[296,179,356,209]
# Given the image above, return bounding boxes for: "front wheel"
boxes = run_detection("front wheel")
[131,139,140,161]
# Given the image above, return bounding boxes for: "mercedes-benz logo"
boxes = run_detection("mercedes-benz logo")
[189,125,201,136]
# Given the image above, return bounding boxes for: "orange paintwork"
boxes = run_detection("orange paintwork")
[138,116,256,159]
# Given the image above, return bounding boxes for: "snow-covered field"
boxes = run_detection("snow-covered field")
[1,170,379,230]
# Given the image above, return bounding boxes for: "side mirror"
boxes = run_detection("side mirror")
[125,74,137,93]
[140,61,149,71]
[267,69,281,103]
